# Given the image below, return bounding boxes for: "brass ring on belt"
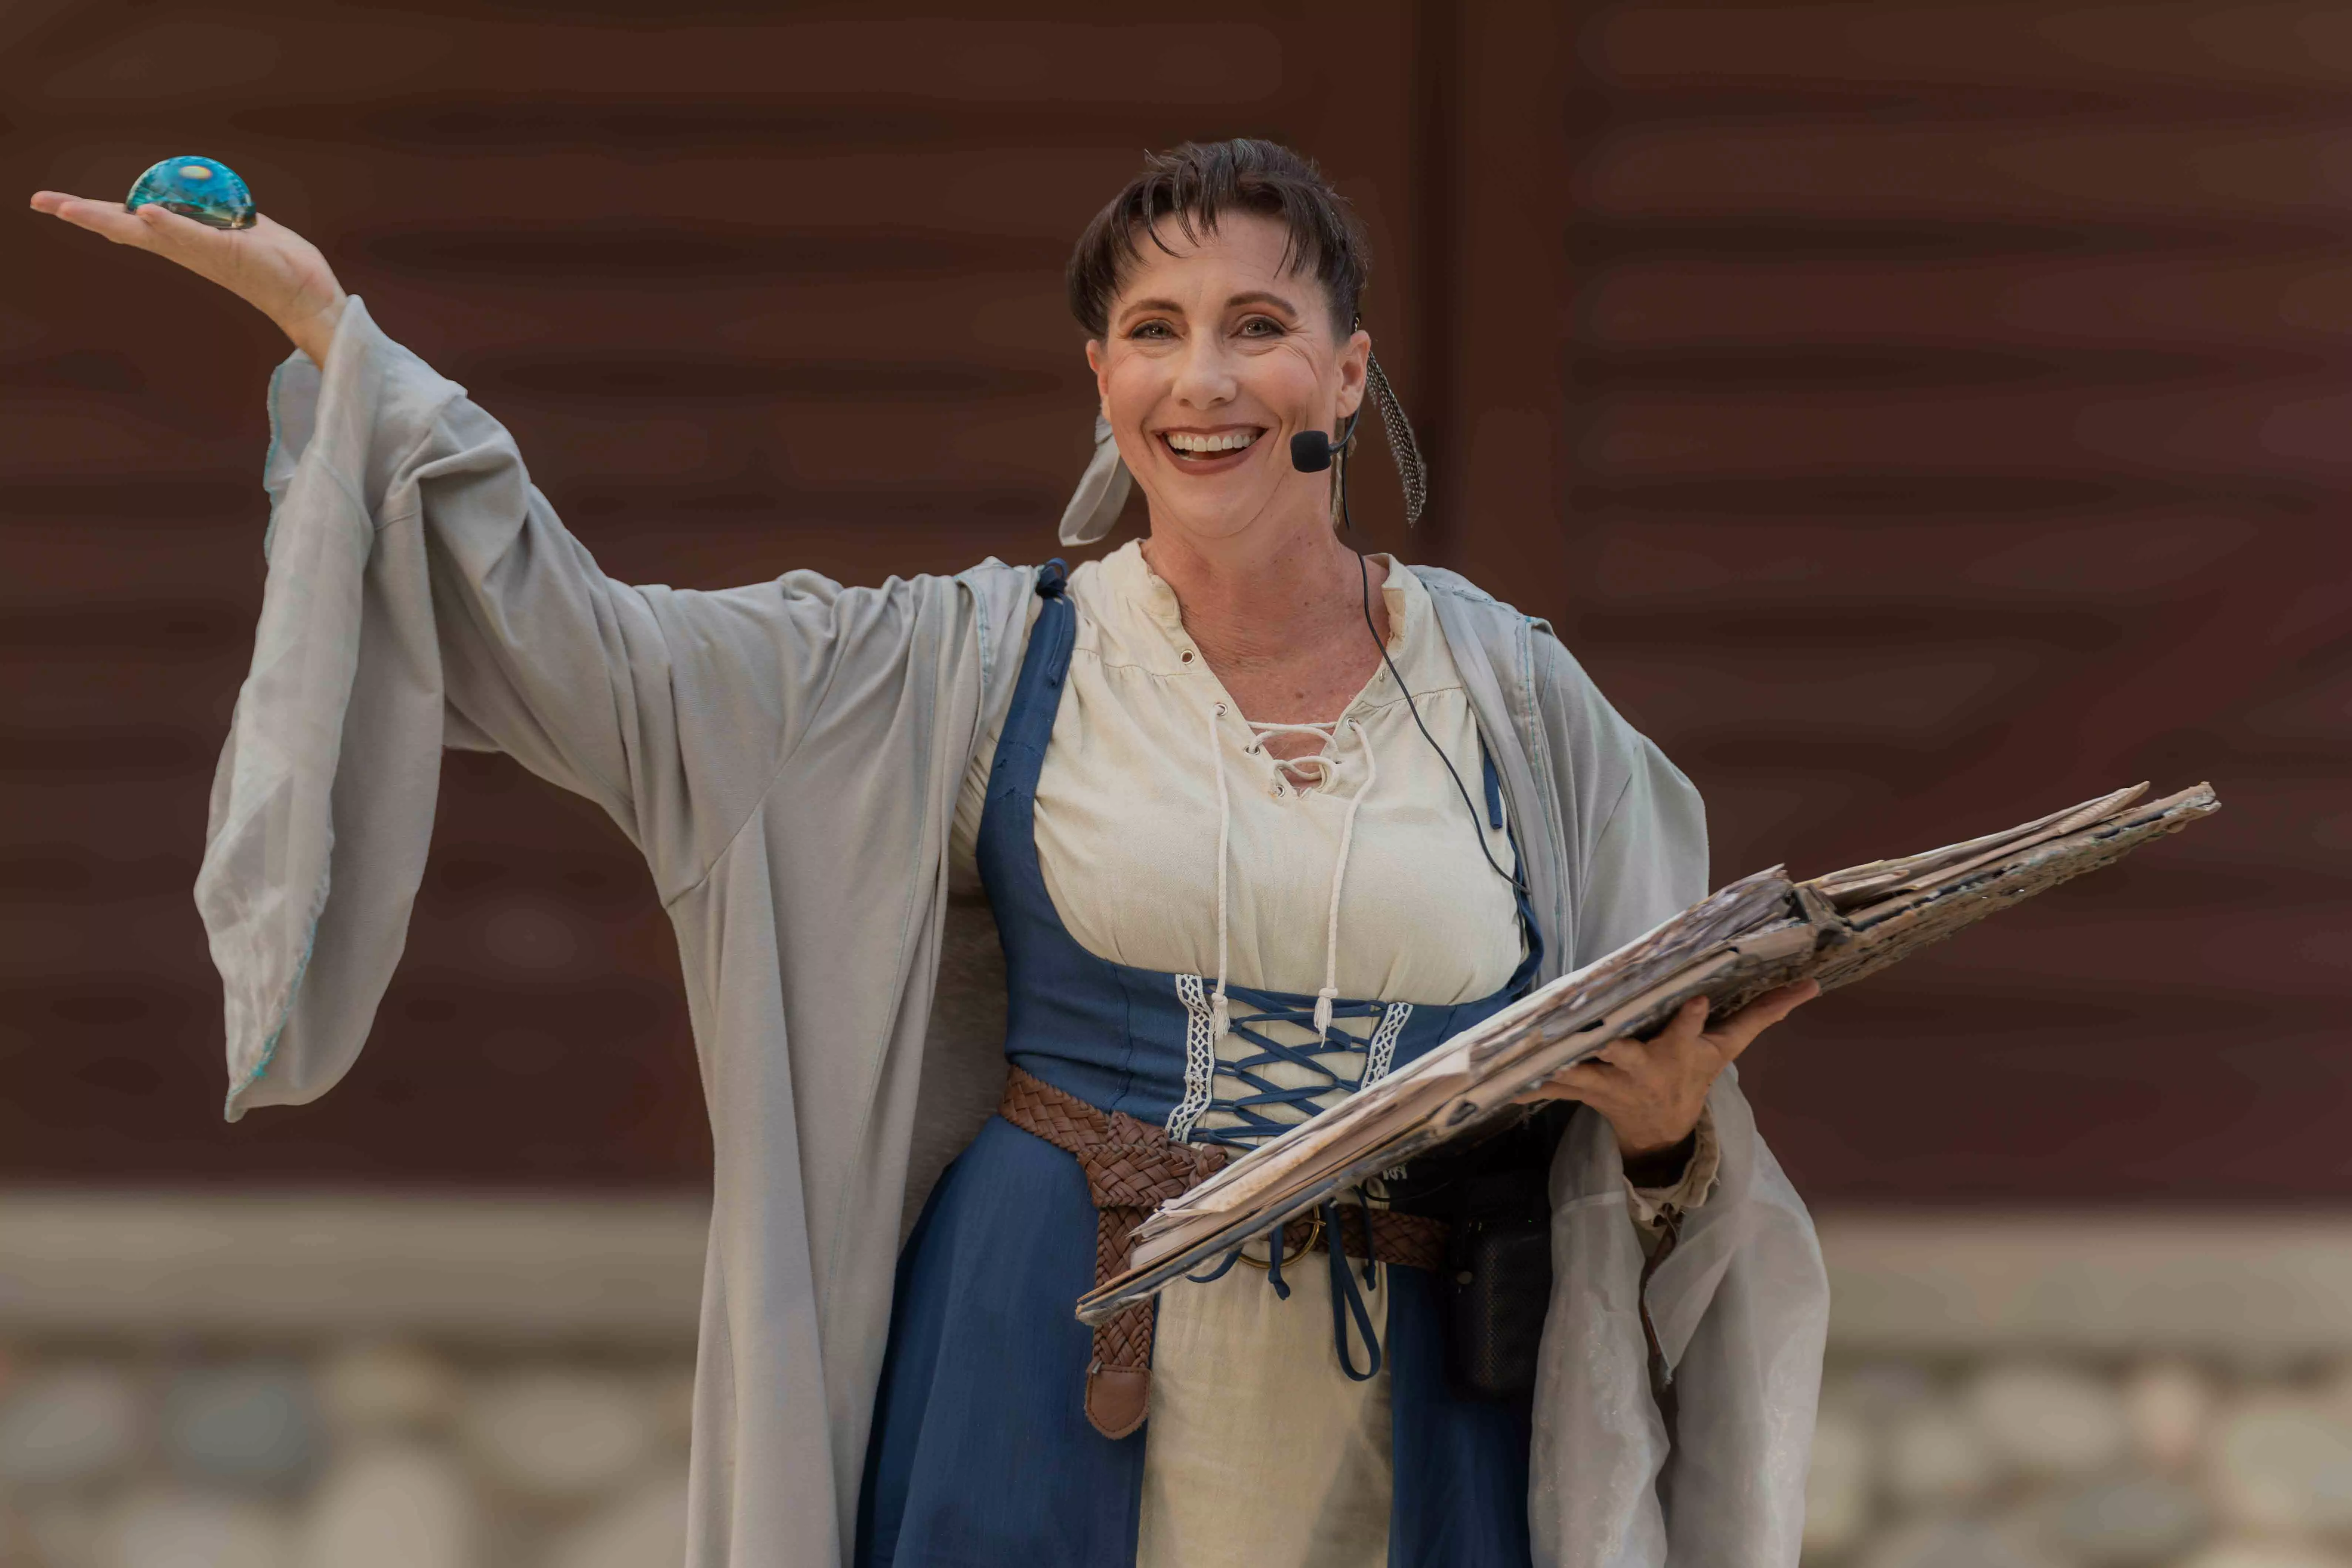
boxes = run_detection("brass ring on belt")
[1237,1211,1324,1270]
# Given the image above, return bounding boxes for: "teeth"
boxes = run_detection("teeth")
[1164,430,1259,454]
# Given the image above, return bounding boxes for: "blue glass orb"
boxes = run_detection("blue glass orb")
[125,156,256,230]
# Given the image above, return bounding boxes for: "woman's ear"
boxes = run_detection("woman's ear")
[1336,326,1372,419]
[1084,338,1108,405]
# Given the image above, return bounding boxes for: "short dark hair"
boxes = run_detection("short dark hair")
[1065,138,1370,339]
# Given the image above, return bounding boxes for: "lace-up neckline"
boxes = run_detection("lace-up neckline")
[1204,704,1381,1047]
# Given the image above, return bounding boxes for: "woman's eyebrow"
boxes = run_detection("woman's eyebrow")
[1227,290,1302,316]
[1116,296,1187,324]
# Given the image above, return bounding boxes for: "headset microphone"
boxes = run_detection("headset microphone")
[1289,408,1362,474]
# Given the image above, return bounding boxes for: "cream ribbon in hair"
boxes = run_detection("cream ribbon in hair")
[1057,414,1134,546]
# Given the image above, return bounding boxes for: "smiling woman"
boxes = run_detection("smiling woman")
[31,135,1826,1568]
[1062,140,1379,557]
[858,142,1820,1568]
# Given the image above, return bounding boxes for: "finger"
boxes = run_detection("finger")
[1602,997,1706,1068]
[32,192,161,247]
[1515,1058,1621,1105]
[1726,979,1819,1036]
[122,199,242,269]
[1652,995,1711,1050]
[1515,1065,1600,1104]
[1598,1001,1698,1067]
[1593,1038,1659,1074]
[134,200,236,253]
[1547,1063,1628,1106]
[1706,979,1821,1061]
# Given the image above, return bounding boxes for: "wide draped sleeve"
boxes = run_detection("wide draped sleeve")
[1521,630,1828,1568]
[198,295,982,1121]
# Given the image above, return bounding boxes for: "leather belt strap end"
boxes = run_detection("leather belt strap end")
[995,1065,1445,1439]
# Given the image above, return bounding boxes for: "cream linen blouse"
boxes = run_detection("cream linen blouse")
[950,542,1715,1568]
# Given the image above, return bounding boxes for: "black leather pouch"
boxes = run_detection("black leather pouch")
[1386,1103,1571,1403]
[1439,1187,1554,1400]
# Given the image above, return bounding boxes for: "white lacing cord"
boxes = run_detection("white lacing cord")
[1312,718,1377,1040]
[1206,703,1234,1042]
[1203,705,1381,1043]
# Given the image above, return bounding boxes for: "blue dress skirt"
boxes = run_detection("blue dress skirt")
[855,565,1544,1567]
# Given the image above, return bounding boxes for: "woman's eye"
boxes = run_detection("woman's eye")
[1239,316,1284,337]
[1129,320,1174,340]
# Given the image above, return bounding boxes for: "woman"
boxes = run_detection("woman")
[33,139,1828,1567]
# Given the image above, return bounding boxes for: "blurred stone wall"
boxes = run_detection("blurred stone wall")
[0,1345,691,1568]
[8,1195,2352,1568]
[1807,1350,2352,1568]
[0,1194,704,1568]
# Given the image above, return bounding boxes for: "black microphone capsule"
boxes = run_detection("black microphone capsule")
[1289,430,1335,473]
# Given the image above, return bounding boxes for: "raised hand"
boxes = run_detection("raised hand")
[29,191,347,367]
[1518,980,1819,1158]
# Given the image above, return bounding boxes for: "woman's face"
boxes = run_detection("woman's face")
[1086,211,1369,548]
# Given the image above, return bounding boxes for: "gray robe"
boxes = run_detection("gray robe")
[196,297,1827,1567]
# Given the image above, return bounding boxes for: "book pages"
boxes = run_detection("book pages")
[1076,781,2220,1328]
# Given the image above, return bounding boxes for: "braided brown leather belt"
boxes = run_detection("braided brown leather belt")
[996,1064,1450,1439]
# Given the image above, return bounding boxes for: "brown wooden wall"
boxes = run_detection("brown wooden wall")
[1553,2,2352,1205]
[3,2,2344,1204]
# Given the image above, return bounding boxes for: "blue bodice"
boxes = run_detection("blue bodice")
[979,559,1541,1154]
[856,563,1540,1568]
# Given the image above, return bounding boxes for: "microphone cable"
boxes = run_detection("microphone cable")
[1324,418,1532,902]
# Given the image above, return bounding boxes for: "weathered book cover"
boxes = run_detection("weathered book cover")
[1077,781,2220,1327]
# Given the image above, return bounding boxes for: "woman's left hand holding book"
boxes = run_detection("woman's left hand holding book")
[1517,980,1820,1160]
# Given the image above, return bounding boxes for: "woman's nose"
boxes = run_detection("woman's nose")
[1168,336,1238,408]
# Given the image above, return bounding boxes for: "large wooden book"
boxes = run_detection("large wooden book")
[1076,781,2221,1327]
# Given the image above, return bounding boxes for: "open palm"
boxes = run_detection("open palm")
[28,190,347,364]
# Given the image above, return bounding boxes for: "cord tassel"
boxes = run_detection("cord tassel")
[1324,1199,1384,1381]
[1315,718,1377,1041]
[1205,703,1234,1041]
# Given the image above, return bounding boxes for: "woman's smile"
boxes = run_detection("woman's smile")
[1157,424,1267,473]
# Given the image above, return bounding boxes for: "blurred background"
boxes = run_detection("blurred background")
[3,2,2348,1565]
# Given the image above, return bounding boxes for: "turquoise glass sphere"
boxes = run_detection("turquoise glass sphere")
[125,156,255,230]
